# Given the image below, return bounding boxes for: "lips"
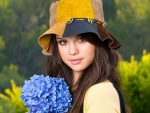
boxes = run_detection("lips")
[70,59,82,65]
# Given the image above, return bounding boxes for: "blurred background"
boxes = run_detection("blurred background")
[0,0,150,113]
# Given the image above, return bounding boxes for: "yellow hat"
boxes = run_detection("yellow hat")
[38,0,121,55]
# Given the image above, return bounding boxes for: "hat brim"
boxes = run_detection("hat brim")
[96,22,121,49]
[38,19,101,55]
[38,18,121,55]
[62,18,101,38]
[38,21,67,51]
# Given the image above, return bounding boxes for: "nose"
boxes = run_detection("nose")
[68,43,79,56]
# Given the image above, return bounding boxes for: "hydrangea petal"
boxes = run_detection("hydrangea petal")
[21,74,72,113]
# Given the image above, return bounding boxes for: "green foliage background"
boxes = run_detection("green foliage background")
[0,80,28,113]
[0,0,150,113]
[120,51,150,113]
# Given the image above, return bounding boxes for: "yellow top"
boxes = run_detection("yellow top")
[84,80,120,113]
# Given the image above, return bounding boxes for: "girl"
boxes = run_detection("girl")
[38,0,130,113]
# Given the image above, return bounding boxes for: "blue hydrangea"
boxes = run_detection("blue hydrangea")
[21,74,72,113]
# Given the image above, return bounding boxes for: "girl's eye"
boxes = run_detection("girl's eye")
[58,40,67,45]
[78,37,86,42]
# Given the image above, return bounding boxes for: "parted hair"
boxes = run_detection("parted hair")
[45,33,129,113]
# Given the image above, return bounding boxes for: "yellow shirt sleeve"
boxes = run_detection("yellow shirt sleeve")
[83,80,120,113]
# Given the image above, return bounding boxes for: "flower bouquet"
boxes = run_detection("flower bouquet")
[21,74,72,113]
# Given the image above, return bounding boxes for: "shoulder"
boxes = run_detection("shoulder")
[84,80,120,113]
[85,80,118,98]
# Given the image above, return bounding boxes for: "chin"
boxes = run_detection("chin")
[70,66,86,72]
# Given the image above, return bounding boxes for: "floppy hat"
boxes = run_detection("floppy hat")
[38,0,121,55]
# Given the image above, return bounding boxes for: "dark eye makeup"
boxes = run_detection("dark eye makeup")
[56,35,86,45]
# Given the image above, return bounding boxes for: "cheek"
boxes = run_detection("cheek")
[87,48,95,63]
[80,44,95,66]
[58,46,68,61]
[81,44,95,57]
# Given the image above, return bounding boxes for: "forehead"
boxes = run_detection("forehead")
[56,34,79,39]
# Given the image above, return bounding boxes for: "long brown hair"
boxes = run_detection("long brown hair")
[46,33,128,113]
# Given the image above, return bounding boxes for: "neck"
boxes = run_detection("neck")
[73,71,82,85]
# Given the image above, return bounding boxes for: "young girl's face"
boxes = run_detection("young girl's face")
[56,34,95,75]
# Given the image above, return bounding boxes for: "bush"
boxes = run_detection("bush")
[0,80,28,113]
[120,50,150,113]
[0,97,16,113]
[0,64,25,93]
